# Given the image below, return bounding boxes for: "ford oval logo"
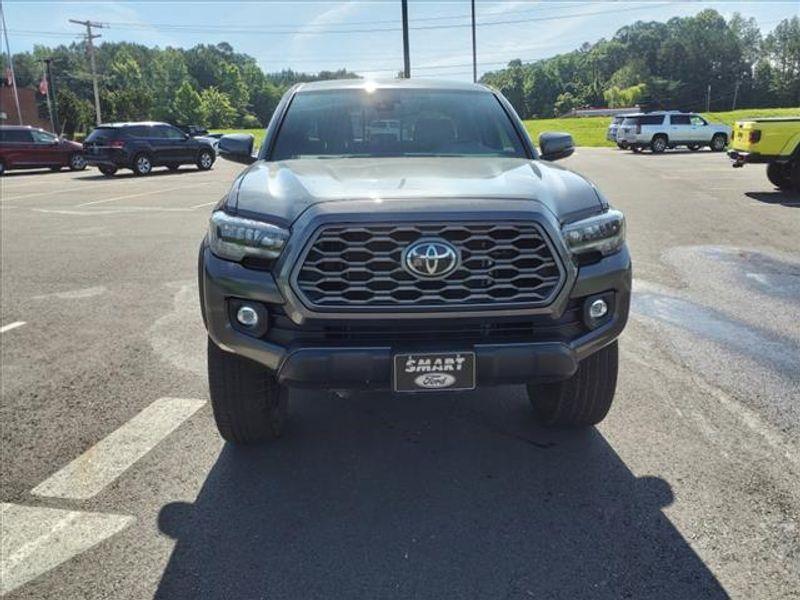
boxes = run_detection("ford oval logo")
[414,373,456,389]
[403,239,459,278]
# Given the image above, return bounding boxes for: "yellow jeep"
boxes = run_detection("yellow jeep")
[729,117,800,192]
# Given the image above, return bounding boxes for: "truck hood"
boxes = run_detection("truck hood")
[231,156,604,225]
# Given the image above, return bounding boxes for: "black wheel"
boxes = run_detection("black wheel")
[766,162,792,190]
[207,337,288,444]
[132,153,153,176]
[650,135,667,154]
[196,149,214,171]
[710,134,727,152]
[687,144,701,152]
[69,153,87,171]
[99,165,117,176]
[166,163,180,171]
[619,140,629,149]
[527,341,618,427]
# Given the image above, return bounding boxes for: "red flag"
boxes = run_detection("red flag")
[38,75,48,96]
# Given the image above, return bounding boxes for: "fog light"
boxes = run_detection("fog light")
[589,298,608,319]
[236,305,259,327]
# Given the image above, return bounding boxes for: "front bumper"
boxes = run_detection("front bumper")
[199,239,632,389]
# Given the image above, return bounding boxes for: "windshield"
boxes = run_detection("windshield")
[270,89,527,160]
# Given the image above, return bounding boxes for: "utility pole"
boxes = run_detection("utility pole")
[731,80,741,111]
[0,0,22,124]
[69,18,105,124]
[401,0,410,78]
[471,0,477,83]
[706,84,711,112]
[42,58,59,133]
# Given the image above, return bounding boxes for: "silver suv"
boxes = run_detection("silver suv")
[618,112,730,153]
[607,114,633,149]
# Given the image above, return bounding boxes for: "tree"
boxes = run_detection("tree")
[172,81,206,125]
[56,88,93,136]
[200,87,236,128]
[604,84,647,108]
[554,92,578,115]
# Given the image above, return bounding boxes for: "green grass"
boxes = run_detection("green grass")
[211,128,266,150]
[214,107,799,150]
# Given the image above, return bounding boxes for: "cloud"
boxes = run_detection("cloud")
[288,1,363,57]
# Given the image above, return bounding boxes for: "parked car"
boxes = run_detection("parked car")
[0,125,86,175]
[607,114,632,149]
[193,132,224,155]
[729,117,800,192]
[83,122,216,176]
[618,111,730,153]
[198,79,631,444]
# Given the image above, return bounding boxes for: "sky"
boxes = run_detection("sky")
[2,0,797,81]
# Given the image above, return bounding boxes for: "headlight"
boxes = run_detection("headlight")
[562,209,625,257]
[208,211,289,262]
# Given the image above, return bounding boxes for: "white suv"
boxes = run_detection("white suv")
[618,112,730,153]
[607,114,634,149]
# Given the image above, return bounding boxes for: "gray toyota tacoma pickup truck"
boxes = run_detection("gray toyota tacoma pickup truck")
[199,79,631,444]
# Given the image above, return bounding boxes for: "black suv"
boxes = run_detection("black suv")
[199,80,631,444]
[84,122,215,176]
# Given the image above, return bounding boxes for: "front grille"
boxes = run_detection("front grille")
[266,300,586,346]
[294,222,564,309]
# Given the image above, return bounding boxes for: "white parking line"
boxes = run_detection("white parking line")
[75,181,215,207]
[0,503,134,595]
[0,321,26,334]
[31,397,206,500]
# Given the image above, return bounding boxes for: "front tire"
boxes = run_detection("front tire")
[196,149,214,171]
[710,134,727,152]
[207,338,288,444]
[527,341,618,427]
[651,135,667,154]
[132,153,153,176]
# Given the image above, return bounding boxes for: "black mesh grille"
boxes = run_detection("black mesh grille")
[294,222,564,308]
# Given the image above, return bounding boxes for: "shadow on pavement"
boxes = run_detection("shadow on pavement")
[156,388,727,599]
[745,190,800,207]
[74,167,208,181]
[627,149,721,157]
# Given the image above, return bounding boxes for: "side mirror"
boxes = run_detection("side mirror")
[218,133,256,165]
[538,132,574,161]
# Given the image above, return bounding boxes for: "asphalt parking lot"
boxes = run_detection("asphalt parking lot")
[1,149,799,599]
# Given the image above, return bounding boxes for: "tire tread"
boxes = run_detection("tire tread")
[528,341,618,427]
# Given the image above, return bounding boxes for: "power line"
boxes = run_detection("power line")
[62,3,671,36]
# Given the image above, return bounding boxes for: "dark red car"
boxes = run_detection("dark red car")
[0,125,86,175]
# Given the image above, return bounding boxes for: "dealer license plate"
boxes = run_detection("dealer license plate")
[393,351,476,393]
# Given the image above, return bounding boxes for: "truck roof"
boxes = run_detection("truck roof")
[295,78,493,94]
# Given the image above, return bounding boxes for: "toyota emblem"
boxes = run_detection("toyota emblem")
[403,239,460,278]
